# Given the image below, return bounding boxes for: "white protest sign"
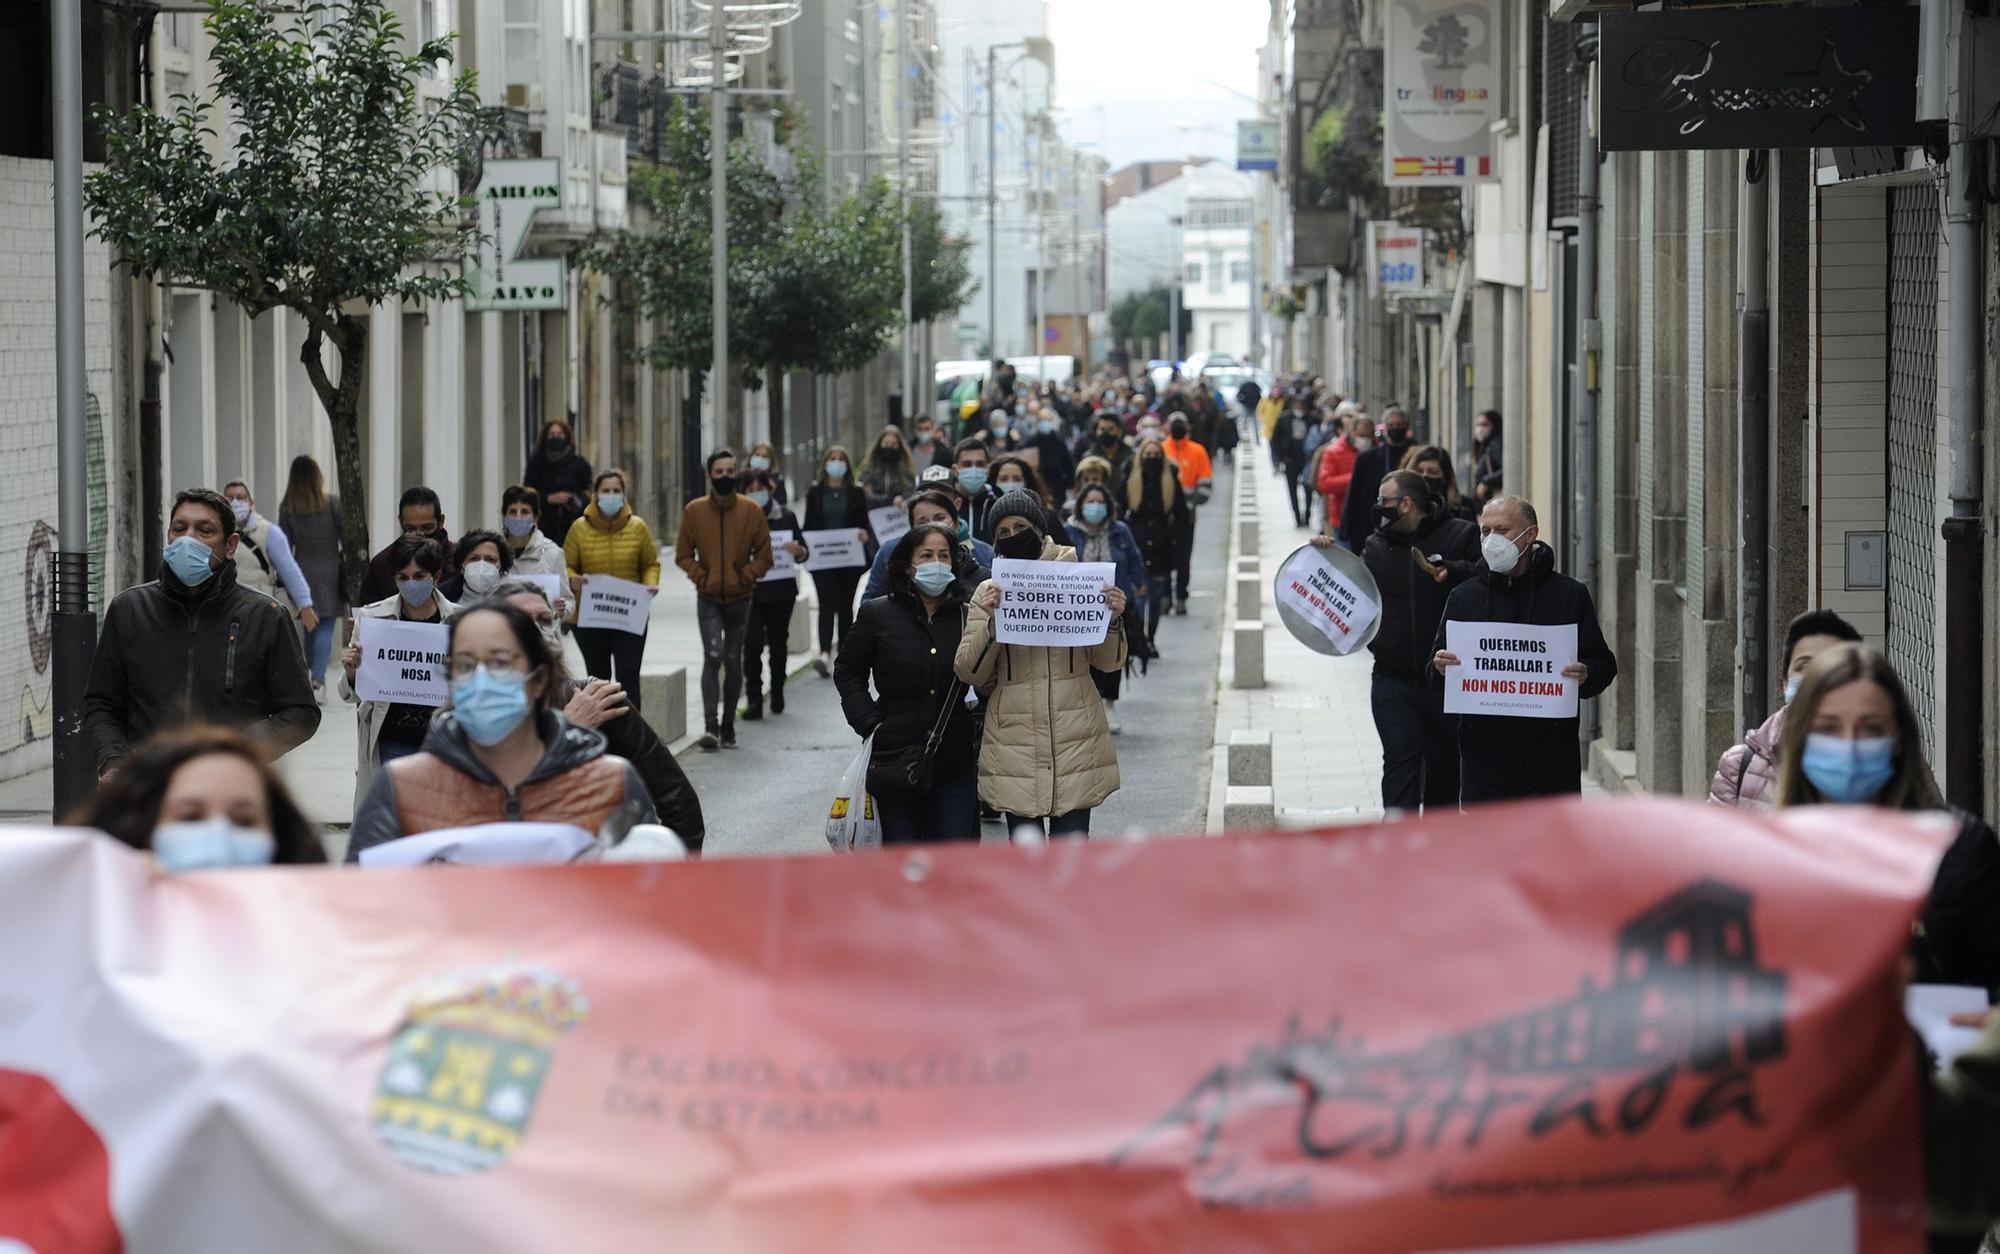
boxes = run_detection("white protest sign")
[803,528,868,571]
[576,574,652,635]
[990,558,1116,646]
[519,572,566,609]
[761,529,800,583]
[1273,545,1381,656]
[358,822,596,868]
[1442,620,1580,718]
[868,506,910,546]
[354,618,450,706]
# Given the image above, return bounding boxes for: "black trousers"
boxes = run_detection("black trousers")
[1457,723,1585,806]
[575,626,648,711]
[1370,669,1458,813]
[816,568,862,653]
[1282,462,1310,524]
[1170,511,1196,602]
[744,599,795,701]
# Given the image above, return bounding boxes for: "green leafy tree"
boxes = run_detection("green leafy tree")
[1303,104,1382,210]
[908,198,977,327]
[585,108,906,423]
[85,0,481,600]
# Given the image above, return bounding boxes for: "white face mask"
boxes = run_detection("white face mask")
[1481,530,1525,574]
[153,818,276,871]
[1783,672,1804,705]
[1352,436,1373,452]
[463,560,501,594]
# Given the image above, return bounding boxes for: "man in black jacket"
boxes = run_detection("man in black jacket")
[500,580,707,852]
[1318,470,1481,812]
[1432,496,1618,803]
[84,488,321,776]
[1337,405,1414,548]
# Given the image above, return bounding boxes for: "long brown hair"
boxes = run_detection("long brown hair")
[66,725,326,863]
[1400,444,1463,511]
[279,454,328,519]
[1125,441,1180,513]
[1772,643,1940,810]
[988,454,1052,507]
[816,444,857,488]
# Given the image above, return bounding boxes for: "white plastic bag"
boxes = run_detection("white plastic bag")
[826,734,882,851]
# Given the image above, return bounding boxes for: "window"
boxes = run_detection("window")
[504,0,541,101]
[1207,251,1224,293]
[166,12,193,48]
[1184,261,1202,286]
[1229,260,1251,284]
[1183,197,1252,229]
[565,0,589,117]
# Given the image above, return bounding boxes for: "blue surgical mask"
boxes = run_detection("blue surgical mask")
[1783,673,1803,705]
[749,455,772,471]
[1081,501,1109,524]
[451,666,534,746]
[1800,733,1898,804]
[912,562,957,596]
[163,535,218,587]
[1037,419,1057,435]
[597,492,625,516]
[999,480,1028,496]
[825,460,849,481]
[957,467,988,493]
[749,490,772,509]
[152,818,276,871]
[504,515,536,538]
[397,577,434,609]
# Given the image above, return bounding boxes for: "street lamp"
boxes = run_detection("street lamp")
[985,36,1053,365]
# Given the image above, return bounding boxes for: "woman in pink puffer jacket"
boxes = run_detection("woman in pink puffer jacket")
[1708,609,1862,810]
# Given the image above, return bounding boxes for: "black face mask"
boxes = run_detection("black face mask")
[1170,426,1189,441]
[1099,431,1121,445]
[546,437,572,459]
[711,475,738,496]
[1374,503,1403,531]
[879,447,903,461]
[1386,428,1411,447]
[994,529,1042,560]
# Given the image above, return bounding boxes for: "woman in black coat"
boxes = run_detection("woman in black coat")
[833,524,979,844]
[1122,442,1190,647]
[803,444,874,673]
[522,419,594,544]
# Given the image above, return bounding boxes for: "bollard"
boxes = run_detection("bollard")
[1227,729,1273,787]
[1240,517,1260,554]
[639,665,689,745]
[1231,623,1265,688]
[1223,786,1277,830]
[1234,570,1261,618]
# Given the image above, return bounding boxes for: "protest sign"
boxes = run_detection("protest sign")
[990,558,1115,645]
[760,530,800,583]
[802,528,868,571]
[359,823,596,868]
[0,800,1950,1250]
[867,506,909,546]
[353,618,450,705]
[1443,620,1581,718]
[518,573,566,609]
[576,575,651,635]
[1273,544,1381,656]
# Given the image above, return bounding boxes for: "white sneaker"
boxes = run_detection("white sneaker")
[1105,701,1121,735]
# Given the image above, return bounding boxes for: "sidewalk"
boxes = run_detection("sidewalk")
[1201,440,1603,831]
[1205,441,1384,831]
[0,547,822,829]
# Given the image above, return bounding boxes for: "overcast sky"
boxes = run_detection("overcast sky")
[1045,0,1266,169]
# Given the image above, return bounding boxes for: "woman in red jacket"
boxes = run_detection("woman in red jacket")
[1314,413,1369,538]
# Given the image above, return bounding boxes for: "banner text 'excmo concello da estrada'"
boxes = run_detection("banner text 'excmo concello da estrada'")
[0,799,1954,1252]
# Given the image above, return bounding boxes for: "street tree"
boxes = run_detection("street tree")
[85,0,481,600]
[908,198,978,328]
[585,108,909,427]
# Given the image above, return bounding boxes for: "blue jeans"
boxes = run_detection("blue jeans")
[304,617,336,683]
[378,738,424,766]
[876,762,980,844]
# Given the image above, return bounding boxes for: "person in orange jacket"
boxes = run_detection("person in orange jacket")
[1160,413,1213,615]
[1315,412,1370,541]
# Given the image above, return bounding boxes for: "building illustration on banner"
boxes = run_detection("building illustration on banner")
[1113,879,1790,1180]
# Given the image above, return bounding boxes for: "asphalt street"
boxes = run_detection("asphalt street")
[692,459,1234,854]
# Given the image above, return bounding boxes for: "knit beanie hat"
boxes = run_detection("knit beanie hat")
[987,492,1054,538]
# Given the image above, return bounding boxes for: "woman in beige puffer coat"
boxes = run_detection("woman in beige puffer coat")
[955,496,1128,839]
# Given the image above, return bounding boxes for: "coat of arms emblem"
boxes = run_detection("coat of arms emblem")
[371,965,589,1174]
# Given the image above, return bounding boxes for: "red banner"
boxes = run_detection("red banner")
[0,799,1952,1251]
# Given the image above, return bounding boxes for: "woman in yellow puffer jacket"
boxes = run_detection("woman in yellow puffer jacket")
[955,494,1127,841]
[564,468,661,705]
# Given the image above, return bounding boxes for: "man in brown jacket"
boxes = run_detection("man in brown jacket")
[675,448,773,749]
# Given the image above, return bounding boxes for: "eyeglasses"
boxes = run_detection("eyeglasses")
[447,652,525,680]
[404,524,439,537]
